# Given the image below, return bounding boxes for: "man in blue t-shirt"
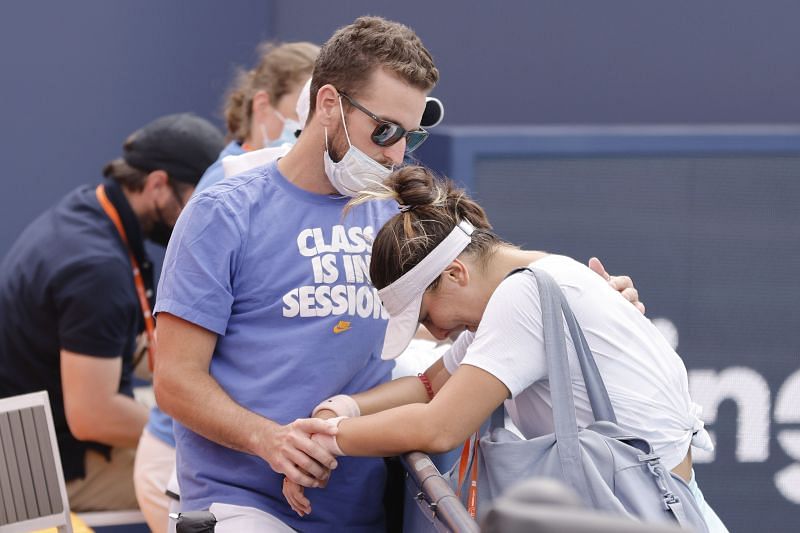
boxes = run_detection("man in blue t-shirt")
[153,16,440,531]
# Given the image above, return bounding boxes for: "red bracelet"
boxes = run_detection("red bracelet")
[418,373,435,400]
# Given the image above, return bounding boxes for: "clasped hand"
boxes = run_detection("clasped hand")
[259,418,339,491]
[282,429,336,516]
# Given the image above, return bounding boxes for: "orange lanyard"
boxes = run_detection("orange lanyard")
[95,185,156,371]
[467,435,480,518]
[457,432,481,519]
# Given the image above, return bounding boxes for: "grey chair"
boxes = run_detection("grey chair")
[0,391,73,533]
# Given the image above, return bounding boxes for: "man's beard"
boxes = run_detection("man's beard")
[145,206,174,248]
[327,124,349,163]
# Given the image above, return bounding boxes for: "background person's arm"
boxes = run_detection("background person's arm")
[153,312,338,487]
[60,350,148,448]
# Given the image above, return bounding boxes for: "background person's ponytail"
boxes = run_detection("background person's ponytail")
[222,41,319,143]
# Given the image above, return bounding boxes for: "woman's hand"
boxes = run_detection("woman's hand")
[283,476,312,516]
[588,257,645,314]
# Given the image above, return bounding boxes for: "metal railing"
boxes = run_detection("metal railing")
[401,451,479,533]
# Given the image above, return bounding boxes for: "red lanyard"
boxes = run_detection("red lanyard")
[95,185,156,372]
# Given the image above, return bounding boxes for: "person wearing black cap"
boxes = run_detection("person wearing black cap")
[0,112,223,511]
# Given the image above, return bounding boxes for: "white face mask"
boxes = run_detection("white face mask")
[261,110,302,148]
[323,97,393,196]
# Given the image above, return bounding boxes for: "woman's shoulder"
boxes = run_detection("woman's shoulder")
[488,254,603,314]
[497,254,581,292]
[528,254,609,292]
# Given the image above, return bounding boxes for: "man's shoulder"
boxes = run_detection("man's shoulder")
[10,191,126,277]
[193,162,279,209]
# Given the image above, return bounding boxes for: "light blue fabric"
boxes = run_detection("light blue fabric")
[145,406,175,447]
[144,140,243,449]
[194,141,244,193]
[155,161,396,532]
[688,470,729,533]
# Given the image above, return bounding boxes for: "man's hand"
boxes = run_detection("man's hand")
[588,257,645,314]
[257,418,340,488]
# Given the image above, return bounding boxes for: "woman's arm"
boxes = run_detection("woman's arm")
[313,356,452,419]
[336,364,509,456]
[284,353,456,516]
[350,357,450,414]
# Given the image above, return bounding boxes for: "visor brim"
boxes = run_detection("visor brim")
[380,291,423,360]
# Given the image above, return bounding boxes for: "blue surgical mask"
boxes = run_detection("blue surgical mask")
[262,110,302,148]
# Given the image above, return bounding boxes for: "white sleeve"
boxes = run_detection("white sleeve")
[460,272,548,397]
[442,330,475,375]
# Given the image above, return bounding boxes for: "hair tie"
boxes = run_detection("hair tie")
[398,204,416,213]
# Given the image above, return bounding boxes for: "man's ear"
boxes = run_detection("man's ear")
[142,170,169,196]
[315,84,340,128]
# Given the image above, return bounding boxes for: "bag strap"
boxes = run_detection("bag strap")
[506,267,617,423]
[527,267,593,503]
[555,282,617,423]
[515,267,616,504]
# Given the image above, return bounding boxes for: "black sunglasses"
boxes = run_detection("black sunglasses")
[339,91,429,153]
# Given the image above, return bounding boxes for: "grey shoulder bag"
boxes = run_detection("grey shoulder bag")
[446,267,708,531]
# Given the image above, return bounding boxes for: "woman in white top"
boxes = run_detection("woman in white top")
[285,165,726,531]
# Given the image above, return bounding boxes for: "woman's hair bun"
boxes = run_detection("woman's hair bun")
[386,165,446,209]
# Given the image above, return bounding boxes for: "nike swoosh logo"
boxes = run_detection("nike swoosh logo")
[333,320,351,334]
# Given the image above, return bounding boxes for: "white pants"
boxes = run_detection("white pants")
[209,502,294,532]
[133,428,176,533]
[688,470,729,533]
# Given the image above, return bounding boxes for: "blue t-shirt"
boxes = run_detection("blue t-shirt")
[147,139,246,447]
[194,140,244,194]
[145,405,175,447]
[154,162,396,531]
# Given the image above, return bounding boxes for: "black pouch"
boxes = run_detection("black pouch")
[171,511,217,533]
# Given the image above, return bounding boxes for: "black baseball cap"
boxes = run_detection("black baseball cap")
[123,113,225,186]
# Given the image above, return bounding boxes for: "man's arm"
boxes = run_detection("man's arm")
[60,350,148,448]
[153,312,338,487]
[588,257,645,314]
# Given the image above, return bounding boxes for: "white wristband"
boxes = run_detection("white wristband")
[312,394,361,418]
[312,416,347,456]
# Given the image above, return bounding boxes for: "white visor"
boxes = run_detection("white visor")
[378,220,474,359]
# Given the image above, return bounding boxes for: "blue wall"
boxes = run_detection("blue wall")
[1,3,799,530]
[3,1,800,254]
[415,126,800,532]
[272,0,800,125]
[0,1,270,255]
